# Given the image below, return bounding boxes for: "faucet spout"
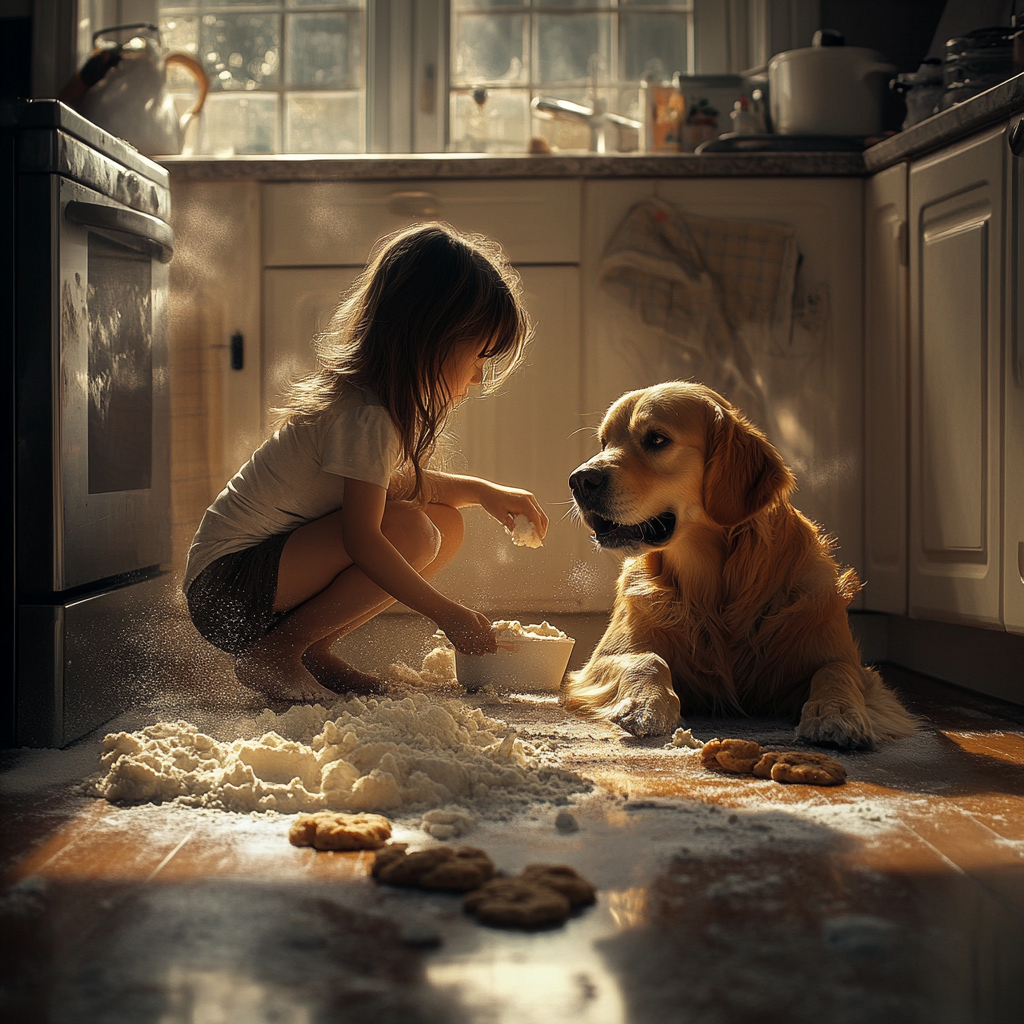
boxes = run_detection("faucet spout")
[530,95,641,153]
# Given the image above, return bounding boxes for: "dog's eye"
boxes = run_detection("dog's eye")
[644,431,671,450]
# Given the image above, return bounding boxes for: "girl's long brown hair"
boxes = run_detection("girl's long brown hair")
[276,223,532,501]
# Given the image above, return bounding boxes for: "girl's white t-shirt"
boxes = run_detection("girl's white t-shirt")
[183,386,401,590]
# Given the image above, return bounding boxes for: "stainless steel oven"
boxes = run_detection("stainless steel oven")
[2,100,173,747]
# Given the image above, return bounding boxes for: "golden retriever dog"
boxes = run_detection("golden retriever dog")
[565,381,916,749]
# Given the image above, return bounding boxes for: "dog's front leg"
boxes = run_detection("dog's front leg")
[566,652,680,738]
[796,662,875,749]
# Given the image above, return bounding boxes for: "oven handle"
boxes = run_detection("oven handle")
[64,201,175,263]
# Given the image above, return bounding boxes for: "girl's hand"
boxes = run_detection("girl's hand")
[437,603,498,655]
[478,483,549,542]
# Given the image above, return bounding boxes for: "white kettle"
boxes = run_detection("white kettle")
[768,29,896,136]
[77,24,208,156]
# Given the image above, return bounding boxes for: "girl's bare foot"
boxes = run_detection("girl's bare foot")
[234,647,338,704]
[301,649,384,696]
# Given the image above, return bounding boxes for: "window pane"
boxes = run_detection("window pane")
[160,14,201,91]
[198,92,279,154]
[286,12,362,87]
[285,91,362,151]
[536,13,610,85]
[621,13,688,82]
[452,1,526,8]
[287,0,364,7]
[200,0,277,7]
[535,1,612,8]
[450,87,529,151]
[201,12,280,91]
[453,13,527,84]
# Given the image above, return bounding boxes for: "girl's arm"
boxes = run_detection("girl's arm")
[422,471,549,540]
[341,477,496,654]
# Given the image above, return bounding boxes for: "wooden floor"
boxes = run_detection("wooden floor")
[1,664,1023,1024]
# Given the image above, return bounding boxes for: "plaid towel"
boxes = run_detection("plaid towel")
[598,197,800,423]
[600,196,799,349]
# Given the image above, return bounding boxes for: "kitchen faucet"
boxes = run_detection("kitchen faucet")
[530,95,642,153]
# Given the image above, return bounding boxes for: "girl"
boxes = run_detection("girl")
[183,223,548,703]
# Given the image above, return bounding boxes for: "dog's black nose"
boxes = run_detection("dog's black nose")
[569,466,606,498]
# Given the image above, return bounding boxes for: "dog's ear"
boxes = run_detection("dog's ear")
[702,405,795,527]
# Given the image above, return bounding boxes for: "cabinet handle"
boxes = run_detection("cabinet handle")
[388,191,441,218]
[212,331,245,370]
[230,331,244,371]
[1009,117,1024,156]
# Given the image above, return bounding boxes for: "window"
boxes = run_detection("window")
[72,0,782,155]
[450,0,693,153]
[159,0,366,155]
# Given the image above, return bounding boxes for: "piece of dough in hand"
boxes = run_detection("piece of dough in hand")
[372,844,495,892]
[752,750,846,786]
[508,514,543,548]
[700,738,763,774]
[464,878,571,927]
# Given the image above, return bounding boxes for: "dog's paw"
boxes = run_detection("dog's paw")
[797,699,875,750]
[610,694,679,737]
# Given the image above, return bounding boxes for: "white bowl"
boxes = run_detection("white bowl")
[456,629,575,693]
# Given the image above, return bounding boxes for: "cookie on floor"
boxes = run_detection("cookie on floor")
[288,811,392,851]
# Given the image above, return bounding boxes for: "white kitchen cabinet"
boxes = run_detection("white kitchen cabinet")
[908,124,1005,627]
[581,177,865,593]
[262,264,592,613]
[260,179,595,613]
[863,162,910,614]
[1005,133,1024,635]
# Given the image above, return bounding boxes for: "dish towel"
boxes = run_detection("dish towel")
[599,196,800,421]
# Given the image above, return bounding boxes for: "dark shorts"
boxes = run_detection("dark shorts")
[185,531,292,656]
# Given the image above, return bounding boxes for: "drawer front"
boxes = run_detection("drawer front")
[262,179,581,267]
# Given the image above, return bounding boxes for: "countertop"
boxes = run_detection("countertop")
[865,70,1024,171]
[160,150,867,181]
[159,71,1024,183]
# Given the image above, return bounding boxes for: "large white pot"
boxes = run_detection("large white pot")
[768,33,895,136]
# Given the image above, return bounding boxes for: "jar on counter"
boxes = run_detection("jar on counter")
[729,96,764,134]
[940,26,1015,111]
[891,57,944,129]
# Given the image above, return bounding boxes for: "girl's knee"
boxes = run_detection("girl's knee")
[381,503,442,568]
[428,502,464,551]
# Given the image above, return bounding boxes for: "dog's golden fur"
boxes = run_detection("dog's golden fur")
[565,381,916,748]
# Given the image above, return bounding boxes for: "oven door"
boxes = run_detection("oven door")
[56,177,172,590]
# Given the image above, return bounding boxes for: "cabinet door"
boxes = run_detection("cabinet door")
[262,268,358,434]
[1006,133,1024,635]
[863,163,910,614]
[909,125,1004,626]
[435,266,606,613]
[581,178,865,592]
[264,265,600,614]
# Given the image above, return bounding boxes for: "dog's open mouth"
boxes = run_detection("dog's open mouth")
[587,511,676,549]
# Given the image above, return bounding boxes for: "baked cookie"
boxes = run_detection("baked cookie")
[464,878,572,927]
[520,865,596,908]
[752,750,847,786]
[372,844,495,892]
[288,811,392,851]
[700,738,764,774]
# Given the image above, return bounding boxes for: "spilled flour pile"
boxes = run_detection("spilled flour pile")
[90,693,588,815]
